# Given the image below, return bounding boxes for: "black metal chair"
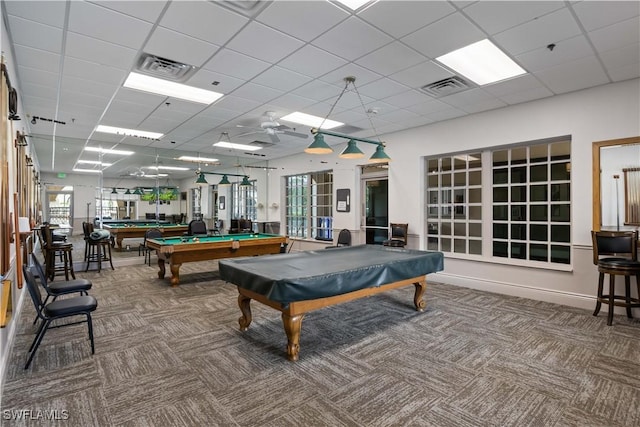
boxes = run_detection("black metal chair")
[22,265,98,370]
[383,223,408,248]
[326,229,351,248]
[187,220,207,236]
[139,228,162,266]
[591,230,640,325]
[31,253,91,308]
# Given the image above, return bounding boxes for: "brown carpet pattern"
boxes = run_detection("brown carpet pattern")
[2,239,640,426]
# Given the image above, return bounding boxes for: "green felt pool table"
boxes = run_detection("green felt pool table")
[103,223,188,250]
[145,233,288,286]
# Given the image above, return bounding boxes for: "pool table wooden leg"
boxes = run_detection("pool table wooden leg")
[115,237,123,250]
[413,280,427,311]
[238,294,252,331]
[169,263,181,287]
[157,258,166,279]
[282,313,304,362]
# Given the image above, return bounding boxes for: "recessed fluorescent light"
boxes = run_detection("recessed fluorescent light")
[436,39,526,86]
[73,168,102,174]
[144,165,190,171]
[280,112,343,130]
[96,125,163,140]
[142,174,168,178]
[214,141,262,151]
[84,147,135,156]
[178,155,219,163]
[77,160,113,166]
[334,0,375,11]
[124,72,224,104]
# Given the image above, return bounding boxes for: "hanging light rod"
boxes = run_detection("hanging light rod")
[308,128,391,163]
[194,170,252,187]
[304,76,390,163]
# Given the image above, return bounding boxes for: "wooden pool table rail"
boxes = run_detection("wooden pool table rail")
[237,275,427,361]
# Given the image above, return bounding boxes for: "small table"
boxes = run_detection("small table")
[146,233,287,286]
[219,245,444,361]
[103,223,188,250]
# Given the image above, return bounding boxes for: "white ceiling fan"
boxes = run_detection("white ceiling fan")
[236,111,308,143]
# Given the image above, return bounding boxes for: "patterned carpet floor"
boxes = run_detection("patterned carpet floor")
[2,245,640,426]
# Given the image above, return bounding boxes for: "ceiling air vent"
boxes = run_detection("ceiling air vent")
[420,76,471,98]
[136,53,195,82]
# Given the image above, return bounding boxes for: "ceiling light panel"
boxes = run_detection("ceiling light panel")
[214,141,263,151]
[178,155,220,163]
[96,125,164,140]
[84,147,135,155]
[436,39,526,86]
[280,112,344,129]
[124,72,224,104]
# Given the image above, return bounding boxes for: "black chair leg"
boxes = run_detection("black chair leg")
[625,276,632,318]
[26,319,51,369]
[87,313,95,354]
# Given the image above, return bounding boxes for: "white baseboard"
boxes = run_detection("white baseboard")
[430,271,597,311]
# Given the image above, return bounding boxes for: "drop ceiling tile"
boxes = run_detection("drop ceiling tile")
[516,35,595,73]
[405,99,452,116]
[138,116,184,133]
[226,21,305,63]
[599,43,640,81]
[291,80,342,103]
[463,1,564,35]
[20,81,59,101]
[572,1,640,31]
[266,93,318,112]
[588,17,640,53]
[160,99,209,117]
[402,13,485,59]
[63,57,128,86]
[499,86,554,105]
[213,95,263,114]
[91,0,168,23]
[60,91,111,111]
[359,0,455,38]
[200,104,246,121]
[202,49,271,81]
[312,17,394,61]
[13,45,61,73]
[382,90,431,109]
[319,63,383,87]
[427,107,467,122]
[494,8,582,56]
[61,75,116,98]
[375,108,420,123]
[483,74,547,97]
[459,97,508,114]
[68,1,152,48]
[358,78,410,99]
[356,42,427,77]
[533,55,610,94]
[144,26,219,68]
[256,0,349,42]
[389,61,453,89]
[65,32,138,71]
[17,66,60,90]
[252,66,312,92]
[278,45,348,78]
[3,1,67,28]
[438,88,495,108]
[187,69,246,94]
[160,1,248,45]
[231,83,284,104]
[8,15,63,54]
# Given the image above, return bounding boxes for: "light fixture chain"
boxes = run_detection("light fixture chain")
[318,79,351,130]
[352,81,382,144]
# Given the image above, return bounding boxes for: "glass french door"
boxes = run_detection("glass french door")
[361,165,388,244]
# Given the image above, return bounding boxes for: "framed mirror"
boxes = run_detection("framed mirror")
[592,136,640,231]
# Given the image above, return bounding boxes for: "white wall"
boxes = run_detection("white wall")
[263,78,640,310]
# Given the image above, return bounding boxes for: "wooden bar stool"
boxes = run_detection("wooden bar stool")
[42,224,75,281]
[591,230,640,325]
[84,224,114,272]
